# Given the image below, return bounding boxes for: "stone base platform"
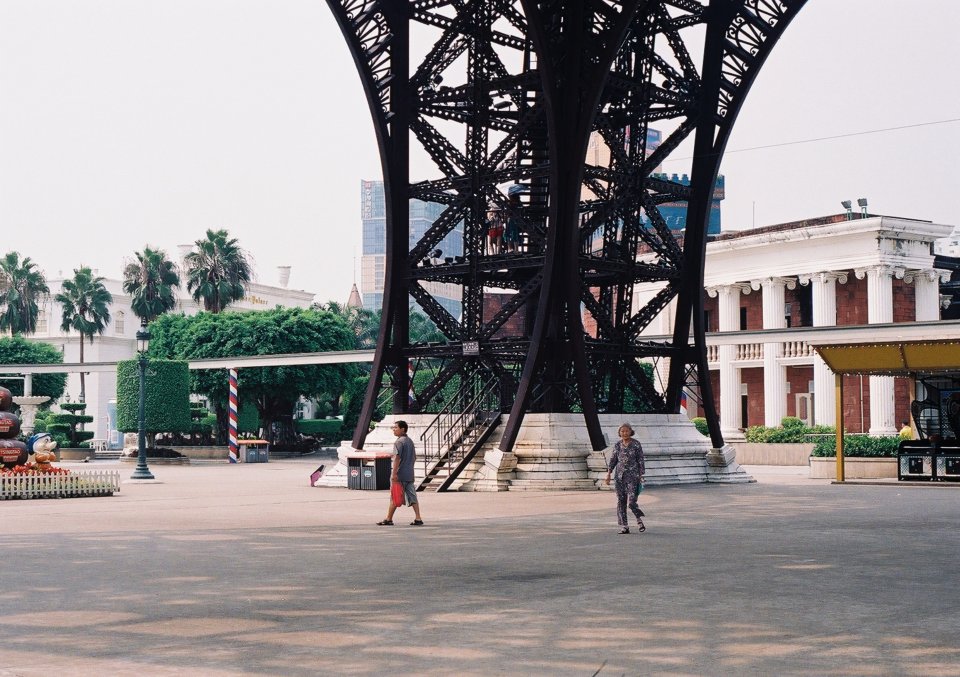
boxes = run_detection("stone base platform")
[315,413,752,491]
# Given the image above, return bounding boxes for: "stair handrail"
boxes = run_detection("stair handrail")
[420,374,500,475]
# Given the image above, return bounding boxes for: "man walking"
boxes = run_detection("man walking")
[377,420,424,526]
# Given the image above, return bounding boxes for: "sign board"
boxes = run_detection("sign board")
[462,340,480,356]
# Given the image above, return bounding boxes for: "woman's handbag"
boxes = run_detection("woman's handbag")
[391,481,405,507]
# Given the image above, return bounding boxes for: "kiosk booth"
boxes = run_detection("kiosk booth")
[812,331,960,483]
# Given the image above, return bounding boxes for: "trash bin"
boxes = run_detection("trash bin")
[898,441,935,481]
[241,441,269,463]
[347,453,392,490]
[347,456,363,489]
[937,445,960,481]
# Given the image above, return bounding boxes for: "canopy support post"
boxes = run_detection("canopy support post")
[835,373,844,483]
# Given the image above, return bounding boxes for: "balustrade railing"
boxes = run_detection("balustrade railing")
[781,340,813,358]
[736,343,764,361]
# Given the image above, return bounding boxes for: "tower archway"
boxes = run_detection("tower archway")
[327,0,807,454]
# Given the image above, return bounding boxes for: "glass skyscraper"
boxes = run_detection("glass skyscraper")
[360,180,463,318]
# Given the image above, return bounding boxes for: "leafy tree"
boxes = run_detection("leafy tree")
[409,309,445,344]
[55,266,113,403]
[122,246,180,325]
[0,251,49,335]
[316,303,446,350]
[0,337,67,400]
[183,229,252,313]
[317,300,379,349]
[149,307,357,444]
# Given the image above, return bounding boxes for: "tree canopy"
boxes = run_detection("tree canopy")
[183,229,252,313]
[123,246,180,325]
[0,337,66,400]
[55,266,113,403]
[0,251,49,336]
[148,307,358,443]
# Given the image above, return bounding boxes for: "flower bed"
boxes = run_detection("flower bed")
[0,466,120,499]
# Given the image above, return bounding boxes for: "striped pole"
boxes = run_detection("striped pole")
[228,368,239,463]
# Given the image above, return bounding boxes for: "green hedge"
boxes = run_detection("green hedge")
[692,417,709,436]
[812,435,900,458]
[745,422,836,443]
[296,419,343,436]
[237,403,260,434]
[116,359,192,434]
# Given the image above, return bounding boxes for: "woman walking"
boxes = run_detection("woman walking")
[604,422,646,534]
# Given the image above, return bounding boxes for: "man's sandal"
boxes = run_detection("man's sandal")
[637,519,646,533]
[376,519,394,526]
[410,519,424,526]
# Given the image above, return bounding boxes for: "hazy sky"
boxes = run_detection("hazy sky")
[1,1,958,304]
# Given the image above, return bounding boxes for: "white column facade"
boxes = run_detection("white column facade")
[909,269,949,322]
[801,271,847,426]
[856,265,897,435]
[753,277,794,427]
[710,284,746,439]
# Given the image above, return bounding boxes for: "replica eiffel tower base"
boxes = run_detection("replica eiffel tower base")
[314,414,752,491]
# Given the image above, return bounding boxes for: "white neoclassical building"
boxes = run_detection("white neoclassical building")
[638,213,956,438]
[28,264,315,443]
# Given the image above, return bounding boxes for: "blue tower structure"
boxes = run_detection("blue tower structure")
[651,173,725,234]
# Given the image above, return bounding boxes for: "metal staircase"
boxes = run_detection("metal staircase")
[418,376,502,492]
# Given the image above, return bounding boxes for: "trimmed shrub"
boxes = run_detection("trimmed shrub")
[296,419,342,436]
[811,435,900,458]
[116,359,192,435]
[781,417,804,428]
[48,402,94,448]
[692,417,709,436]
[744,425,771,443]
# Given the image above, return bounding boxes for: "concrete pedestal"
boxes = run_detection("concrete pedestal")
[12,396,50,437]
[315,413,752,490]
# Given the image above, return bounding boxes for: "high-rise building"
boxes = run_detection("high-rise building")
[585,129,724,234]
[360,180,463,318]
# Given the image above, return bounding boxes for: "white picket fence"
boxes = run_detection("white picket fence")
[0,470,121,500]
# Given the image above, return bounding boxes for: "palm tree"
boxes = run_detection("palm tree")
[122,246,181,325]
[319,301,379,349]
[0,252,49,335]
[183,229,252,313]
[55,267,113,403]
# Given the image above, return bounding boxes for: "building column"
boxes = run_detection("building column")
[752,276,795,427]
[800,271,847,426]
[708,284,749,439]
[855,265,898,435]
[907,268,949,322]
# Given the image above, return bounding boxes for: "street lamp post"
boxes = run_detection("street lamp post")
[131,324,155,480]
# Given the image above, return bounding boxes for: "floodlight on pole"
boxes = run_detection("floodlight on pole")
[841,200,853,221]
[857,198,868,217]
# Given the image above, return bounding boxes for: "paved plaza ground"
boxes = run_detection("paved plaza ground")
[1,456,959,676]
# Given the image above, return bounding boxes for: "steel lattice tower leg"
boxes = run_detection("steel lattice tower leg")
[327,0,808,453]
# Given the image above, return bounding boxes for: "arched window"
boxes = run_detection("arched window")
[36,310,47,334]
[115,311,125,336]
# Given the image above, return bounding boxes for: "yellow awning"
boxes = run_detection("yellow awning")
[814,340,960,376]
